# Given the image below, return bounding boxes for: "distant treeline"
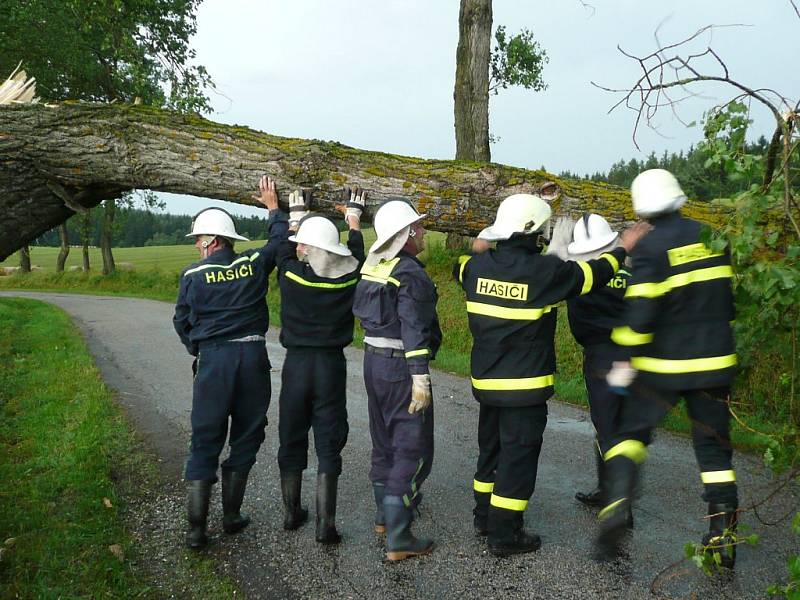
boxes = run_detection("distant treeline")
[35,208,270,248]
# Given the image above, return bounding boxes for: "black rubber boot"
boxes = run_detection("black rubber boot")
[221,470,251,534]
[701,502,738,569]
[315,473,341,544]
[595,456,638,560]
[384,495,434,561]
[487,506,541,557]
[576,443,604,507]
[280,472,308,531]
[186,479,213,549]
[373,482,387,534]
[473,490,490,536]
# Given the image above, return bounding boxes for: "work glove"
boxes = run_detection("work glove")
[408,373,432,414]
[343,186,367,224]
[607,361,637,395]
[544,217,573,260]
[288,189,312,228]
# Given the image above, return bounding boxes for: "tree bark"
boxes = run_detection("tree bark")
[80,211,92,272]
[0,103,730,261]
[56,222,70,272]
[100,199,116,275]
[19,244,30,272]
[454,0,492,163]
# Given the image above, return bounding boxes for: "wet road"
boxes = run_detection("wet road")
[3,291,797,599]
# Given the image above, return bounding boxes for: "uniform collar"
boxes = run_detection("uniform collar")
[495,235,543,254]
[202,246,235,264]
[398,250,426,268]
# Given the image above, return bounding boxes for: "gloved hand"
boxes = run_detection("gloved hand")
[288,189,312,228]
[607,361,637,395]
[344,186,366,225]
[408,373,432,414]
[544,217,574,260]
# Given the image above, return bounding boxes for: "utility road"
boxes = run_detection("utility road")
[3,291,797,600]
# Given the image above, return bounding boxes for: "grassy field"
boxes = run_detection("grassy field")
[0,297,236,598]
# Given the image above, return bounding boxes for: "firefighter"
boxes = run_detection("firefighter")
[173,176,288,549]
[596,169,739,568]
[275,187,366,544]
[352,199,442,561]
[457,194,648,557]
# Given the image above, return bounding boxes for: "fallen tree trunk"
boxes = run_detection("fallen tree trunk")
[0,102,728,260]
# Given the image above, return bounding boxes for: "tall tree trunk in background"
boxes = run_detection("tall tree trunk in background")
[100,199,116,275]
[81,212,91,272]
[19,244,31,272]
[450,0,492,249]
[56,223,70,272]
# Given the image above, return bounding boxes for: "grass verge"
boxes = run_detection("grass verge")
[0,297,236,599]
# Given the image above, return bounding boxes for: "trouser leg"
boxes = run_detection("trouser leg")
[310,349,349,476]
[278,348,312,474]
[473,403,500,535]
[365,353,392,486]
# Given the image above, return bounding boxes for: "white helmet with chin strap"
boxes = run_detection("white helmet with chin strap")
[186,207,249,242]
[630,169,687,218]
[568,213,619,255]
[289,215,352,256]
[478,193,552,241]
[368,199,426,255]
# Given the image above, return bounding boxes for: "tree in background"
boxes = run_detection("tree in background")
[18,245,30,273]
[56,224,69,273]
[0,0,214,273]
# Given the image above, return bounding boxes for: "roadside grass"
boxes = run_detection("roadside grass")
[0,297,236,599]
[0,232,784,452]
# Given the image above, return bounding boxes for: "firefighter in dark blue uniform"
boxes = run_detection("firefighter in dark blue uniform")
[459,194,648,557]
[596,169,739,568]
[173,176,288,549]
[353,199,442,561]
[275,187,366,544]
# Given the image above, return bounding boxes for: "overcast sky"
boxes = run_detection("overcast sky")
[159,0,799,217]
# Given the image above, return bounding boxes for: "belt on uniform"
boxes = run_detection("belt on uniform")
[364,344,405,358]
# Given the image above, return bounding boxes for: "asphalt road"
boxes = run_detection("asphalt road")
[3,291,797,599]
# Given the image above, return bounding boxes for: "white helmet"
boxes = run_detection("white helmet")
[568,214,618,255]
[289,215,352,256]
[477,193,551,241]
[630,169,687,218]
[186,208,249,241]
[369,200,426,254]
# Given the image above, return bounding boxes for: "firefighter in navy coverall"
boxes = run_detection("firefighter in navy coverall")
[352,199,442,561]
[547,214,634,515]
[275,187,366,544]
[458,194,648,557]
[596,169,739,568]
[173,176,288,549]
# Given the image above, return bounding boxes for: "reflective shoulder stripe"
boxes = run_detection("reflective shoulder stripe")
[611,326,654,346]
[490,493,528,512]
[457,255,471,284]
[631,354,737,374]
[599,252,620,273]
[473,479,494,493]
[701,470,737,484]
[577,261,593,295]
[184,255,252,277]
[471,374,554,391]
[667,242,723,267]
[465,301,554,321]
[603,440,648,464]
[284,270,358,289]
[360,257,401,286]
[405,349,429,358]
[625,281,666,299]
[626,265,733,299]
[249,252,260,262]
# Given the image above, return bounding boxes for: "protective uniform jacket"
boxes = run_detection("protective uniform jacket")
[276,229,365,349]
[353,251,442,375]
[457,237,627,407]
[610,211,736,390]
[173,210,288,354]
[567,265,631,350]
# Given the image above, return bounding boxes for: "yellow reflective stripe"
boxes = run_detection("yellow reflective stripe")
[284,270,357,289]
[598,497,628,521]
[471,374,554,391]
[405,349,429,358]
[631,354,737,374]
[466,301,554,321]
[667,243,723,267]
[701,470,737,484]
[361,273,401,287]
[184,254,258,276]
[360,257,401,286]
[626,265,733,299]
[490,494,528,511]
[577,261,593,295]
[473,479,494,493]
[611,326,654,347]
[458,255,471,284]
[604,440,648,464]
[600,252,619,272]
